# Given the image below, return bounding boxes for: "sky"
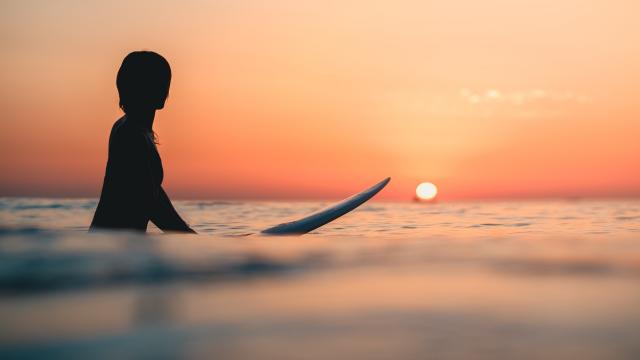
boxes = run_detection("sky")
[1,0,639,201]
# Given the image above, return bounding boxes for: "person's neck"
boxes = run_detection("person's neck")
[126,108,156,132]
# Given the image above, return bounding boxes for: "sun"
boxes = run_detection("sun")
[416,182,438,201]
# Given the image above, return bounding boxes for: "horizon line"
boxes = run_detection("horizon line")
[1,193,639,203]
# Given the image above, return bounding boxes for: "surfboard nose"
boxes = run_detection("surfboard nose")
[261,177,391,235]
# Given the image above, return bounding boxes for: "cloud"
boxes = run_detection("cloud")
[459,88,590,106]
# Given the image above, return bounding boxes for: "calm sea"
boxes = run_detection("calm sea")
[1,198,639,359]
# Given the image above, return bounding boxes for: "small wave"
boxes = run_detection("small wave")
[0,251,315,294]
[0,227,54,236]
[469,222,530,228]
[1,199,97,211]
[184,200,243,209]
[359,206,386,212]
[13,204,73,210]
[491,258,618,276]
[469,223,502,228]
[616,216,639,221]
[0,231,328,294]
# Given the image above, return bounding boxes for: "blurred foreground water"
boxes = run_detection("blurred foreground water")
[0,198,639,359]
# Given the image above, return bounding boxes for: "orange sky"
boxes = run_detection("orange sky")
[1,0,639,201]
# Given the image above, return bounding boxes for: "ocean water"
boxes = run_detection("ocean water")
[1,198,639,359]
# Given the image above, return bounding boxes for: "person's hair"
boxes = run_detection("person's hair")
[116,51,171,113]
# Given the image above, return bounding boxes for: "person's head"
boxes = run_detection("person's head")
[116,51,171,113]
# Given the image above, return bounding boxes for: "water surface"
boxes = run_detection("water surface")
[1,198,639,359]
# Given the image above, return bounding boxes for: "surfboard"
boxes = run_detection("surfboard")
[261,177,391,235]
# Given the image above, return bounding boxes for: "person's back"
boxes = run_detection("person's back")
[90,51,195,233]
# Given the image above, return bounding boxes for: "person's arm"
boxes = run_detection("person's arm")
[150,187,197,233]
[119,130,195,233]
[111,131,158,231]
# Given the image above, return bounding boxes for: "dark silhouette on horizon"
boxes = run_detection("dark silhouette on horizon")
[91,51,195,233]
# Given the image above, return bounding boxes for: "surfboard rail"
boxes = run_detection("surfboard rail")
[261,177,391,235]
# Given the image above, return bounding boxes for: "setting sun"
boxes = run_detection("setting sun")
[416,182,438,201]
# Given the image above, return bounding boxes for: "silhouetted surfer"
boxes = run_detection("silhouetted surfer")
[91,51,195,233]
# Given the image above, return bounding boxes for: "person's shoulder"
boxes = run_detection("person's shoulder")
[110,117,147,145]
[110,116,128,136]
